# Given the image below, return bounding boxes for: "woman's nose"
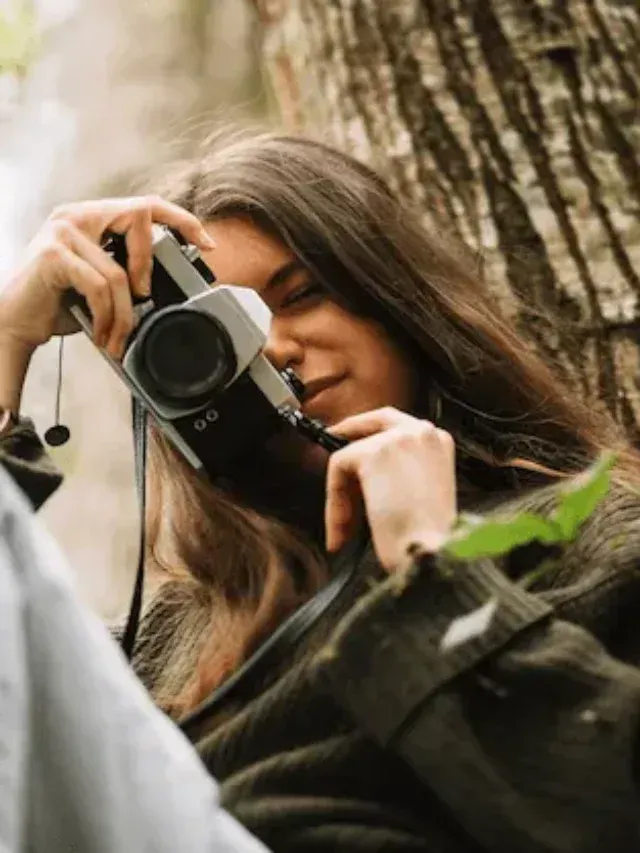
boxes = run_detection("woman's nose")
[262,319,305,371]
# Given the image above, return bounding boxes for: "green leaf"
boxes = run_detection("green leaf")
[438,451,617,661]
[442,451,617,562]
[444,511,560,560]
[552,451,617,541]
[0,1,40,74]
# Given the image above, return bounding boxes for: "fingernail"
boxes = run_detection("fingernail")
[199,230,216,249]
[141,268,152,296]
[325,530,339,553]
[109,341,124,361]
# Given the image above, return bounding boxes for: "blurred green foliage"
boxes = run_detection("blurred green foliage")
[0,0,40,76]
[445,451,616,561]
[439,452,616,651]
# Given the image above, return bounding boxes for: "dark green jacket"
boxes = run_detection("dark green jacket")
[4,419,640,853]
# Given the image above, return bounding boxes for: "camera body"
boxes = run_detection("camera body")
[64,225,301,477]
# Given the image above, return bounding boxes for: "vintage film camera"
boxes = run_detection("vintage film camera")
[64,225,338,477]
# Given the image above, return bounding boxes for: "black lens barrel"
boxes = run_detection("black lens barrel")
[135,306,236,403]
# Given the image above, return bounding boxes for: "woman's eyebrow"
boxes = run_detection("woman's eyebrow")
[265,259,307,291]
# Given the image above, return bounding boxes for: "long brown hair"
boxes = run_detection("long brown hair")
[141,126,639,717]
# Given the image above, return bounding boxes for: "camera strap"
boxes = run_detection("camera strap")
[178,533,363,738]
[120,397,148,660]
[121,397,363,734]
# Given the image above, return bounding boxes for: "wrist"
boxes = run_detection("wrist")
[0,333,36,414]
[0,406,19,438]
[0,331,38,359]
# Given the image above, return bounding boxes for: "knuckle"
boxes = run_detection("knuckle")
[40,241,65,264]
[130,208,152,231]
[393,429,417,451]
[379,405,398,421]
[143,193,163,209]
[358,437,386,466]
[326,457,340,484]
[90,277,109,298]
[416,420,436,440]
[48,218,74,243]
[437,428,455,452]
[113,314,134,336]
[108,264,129,289]
[329,447,347,468]
[330,446,356,472]
[48,203,72,221]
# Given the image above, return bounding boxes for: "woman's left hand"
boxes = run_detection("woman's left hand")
[325,407,457,572]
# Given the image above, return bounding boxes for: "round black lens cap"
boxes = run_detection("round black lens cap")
[44,424,71,446]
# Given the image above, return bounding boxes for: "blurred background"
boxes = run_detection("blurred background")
[0,0,271,619]
[4,0,639,621]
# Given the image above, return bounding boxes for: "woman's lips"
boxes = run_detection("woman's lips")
[301,376,343,417]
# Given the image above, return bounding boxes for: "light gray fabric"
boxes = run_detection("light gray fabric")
[0,466,268,853]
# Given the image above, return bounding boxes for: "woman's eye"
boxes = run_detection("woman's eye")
[281,282,324,308]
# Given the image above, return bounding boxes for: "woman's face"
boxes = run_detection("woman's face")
[200,217,417,470]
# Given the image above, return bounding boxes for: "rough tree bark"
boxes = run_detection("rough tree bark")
[253,0,640,437]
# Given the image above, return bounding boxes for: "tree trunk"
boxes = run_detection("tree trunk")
[253,0,640,437]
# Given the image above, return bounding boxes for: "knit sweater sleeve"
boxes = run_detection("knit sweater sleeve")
[0,417,63,508]
[314,483,640,853]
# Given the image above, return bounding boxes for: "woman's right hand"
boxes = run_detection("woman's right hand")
[0,196,215,359]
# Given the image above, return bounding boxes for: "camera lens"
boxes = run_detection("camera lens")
[137,306,236,402]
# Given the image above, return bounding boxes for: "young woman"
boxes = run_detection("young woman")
[1,128,639,853]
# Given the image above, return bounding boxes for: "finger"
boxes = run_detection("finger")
[112,196,216,251]
[58,246,113,346]
[124,208,153,298]
[51,196,216,252]
[66,228,135,356]
[325,451,364,552]
[147,197,216,250]
[435,428,456,457]
[329,407,425,441]
[104,269,135,359]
